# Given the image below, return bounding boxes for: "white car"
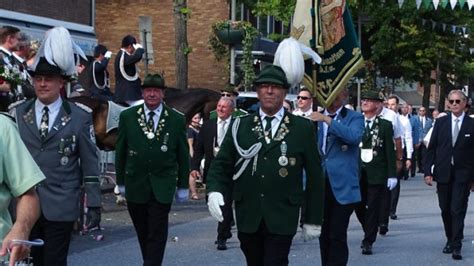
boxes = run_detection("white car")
[236,91,298,113]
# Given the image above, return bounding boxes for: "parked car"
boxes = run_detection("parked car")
[236,91,298,113]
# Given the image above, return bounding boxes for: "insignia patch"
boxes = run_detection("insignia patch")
[289,157,296,166]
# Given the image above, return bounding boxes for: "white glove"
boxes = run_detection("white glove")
[175,188,189,203]
[207,192,224,222]
[133,43,143,49]
[302,224,321,242]
[104,51,112,59]
[387,178,398,191]
[114,185,125,195]
[114,185,127,205]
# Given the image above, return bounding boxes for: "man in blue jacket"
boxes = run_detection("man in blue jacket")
[311,89,364,266]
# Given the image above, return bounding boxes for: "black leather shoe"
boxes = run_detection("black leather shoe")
[217,239,227,250]
[452,249,462,260]
[214,233,232,244]
[379,225,388,236]
[361,244,373,255]
[442,244,453,254]
[390,214,398,220]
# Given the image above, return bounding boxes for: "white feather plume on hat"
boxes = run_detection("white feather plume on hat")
[32,26,87,76]
[273,37,322,89]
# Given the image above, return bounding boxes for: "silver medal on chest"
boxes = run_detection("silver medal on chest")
[147,132,155,140]
[279,141,288,166]
[278,156,288,166]
[60,156,69,166]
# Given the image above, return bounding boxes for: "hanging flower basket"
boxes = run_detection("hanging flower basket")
[215,26,244,45]
[208,20,258,90]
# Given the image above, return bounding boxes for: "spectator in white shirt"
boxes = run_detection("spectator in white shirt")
[293,88,313,117]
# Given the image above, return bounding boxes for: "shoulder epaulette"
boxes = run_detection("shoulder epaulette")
[7,99,26,111]
[73,102,93,113]
[172,108,185,116]
[238,108,248,114]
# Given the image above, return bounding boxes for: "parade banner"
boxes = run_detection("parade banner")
[292,0,364,107]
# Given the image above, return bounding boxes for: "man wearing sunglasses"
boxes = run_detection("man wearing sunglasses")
[209,84,247,119]
[424,90,474,261]
[293,88,313,117]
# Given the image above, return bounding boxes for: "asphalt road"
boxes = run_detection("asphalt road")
[68,174,474,265]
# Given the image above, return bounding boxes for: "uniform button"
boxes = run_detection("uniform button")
[260,193,264,197]
[261,175,264,178]
[40,148,44,151]
[264,157,267,160]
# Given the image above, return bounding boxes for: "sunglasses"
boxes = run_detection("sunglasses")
[221,93,233,97]
[449,99,462,105]
[297,96,310,100]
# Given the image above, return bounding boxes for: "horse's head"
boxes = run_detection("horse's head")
[164,88,220,122]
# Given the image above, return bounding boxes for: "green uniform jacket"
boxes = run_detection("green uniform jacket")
[115,104,189,204]
[207,111,324,235]
[209,108,248,119]
[361,117,396,185]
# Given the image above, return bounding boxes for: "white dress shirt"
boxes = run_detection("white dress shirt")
[35,97,63,129]
[144,103,163,131]
[293,107,313,118]
[259,107,285,138]
[380,107,403,139]
[398,114,413,159]
[452,112,465,139]
[217,116,232,146]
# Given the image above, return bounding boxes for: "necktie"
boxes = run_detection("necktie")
[453,118,460,146]
[39,106,49,140]
[148,111,155,131]
[365,119,371,137]
[264,116,274,140]
[421,117,424,129]
[218,120,226,146]
[324,114,337,153]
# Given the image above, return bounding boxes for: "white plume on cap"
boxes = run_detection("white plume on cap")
[32,26,87,76]
[273,37,321,89]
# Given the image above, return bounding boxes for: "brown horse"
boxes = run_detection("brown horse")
[70,88,220,150]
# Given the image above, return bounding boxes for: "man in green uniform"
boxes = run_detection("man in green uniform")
[209,84,248,119]
[206,65,324,265]
[0,114,45,265]
[115,73,190,265]
[359,90,397,255]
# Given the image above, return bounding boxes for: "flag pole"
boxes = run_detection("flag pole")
[311,0,318,107]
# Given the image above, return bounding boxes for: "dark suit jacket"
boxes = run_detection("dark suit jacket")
[207,112,324,235]
[89,59,110,93]
[115,104,190,204]
[361,117,396,185]
[191,118,219,184]
[114,48,144,103]
[424,113,474,184]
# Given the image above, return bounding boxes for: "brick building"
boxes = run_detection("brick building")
[95,0,229,90]
[0,0,97,55]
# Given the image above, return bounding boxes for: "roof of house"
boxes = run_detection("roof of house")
[393,91,436,108]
